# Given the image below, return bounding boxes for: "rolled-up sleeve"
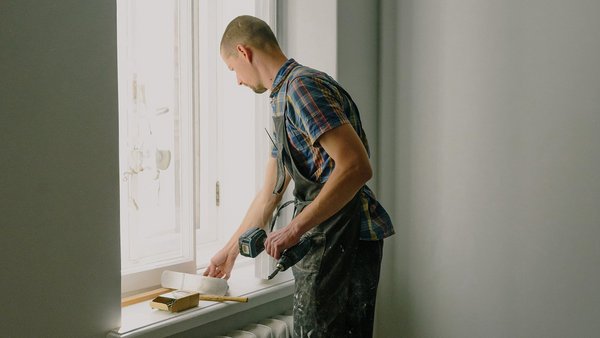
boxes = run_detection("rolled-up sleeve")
[287,76,350,145]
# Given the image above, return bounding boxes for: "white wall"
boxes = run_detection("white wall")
[0,1,121,336]
[378,0,600,337]
[278,0,337,78]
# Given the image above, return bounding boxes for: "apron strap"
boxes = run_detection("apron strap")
[269,199,310,231]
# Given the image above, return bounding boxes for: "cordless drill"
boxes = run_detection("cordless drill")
[238,227,312,279]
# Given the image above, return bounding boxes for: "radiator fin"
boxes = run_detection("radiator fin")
[213,310,293,338]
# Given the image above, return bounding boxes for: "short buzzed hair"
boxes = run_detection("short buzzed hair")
[220,15,280,57]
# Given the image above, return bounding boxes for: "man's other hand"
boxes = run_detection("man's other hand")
[203,246,238,279]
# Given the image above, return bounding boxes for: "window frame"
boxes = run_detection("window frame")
[118,0,278,296]
[194,0,277,269]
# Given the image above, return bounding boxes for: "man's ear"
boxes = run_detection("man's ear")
[236,44,253,63]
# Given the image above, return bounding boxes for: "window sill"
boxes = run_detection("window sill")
[108,262,294,337]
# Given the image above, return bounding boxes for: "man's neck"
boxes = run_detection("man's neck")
[259,52,288,90]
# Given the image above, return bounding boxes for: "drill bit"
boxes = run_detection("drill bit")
[268,264,283,280]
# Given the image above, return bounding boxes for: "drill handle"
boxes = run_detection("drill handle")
[278,235,313,270]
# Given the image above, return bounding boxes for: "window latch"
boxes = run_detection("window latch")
[216,181,220,207]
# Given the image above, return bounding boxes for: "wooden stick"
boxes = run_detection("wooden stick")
[122,288,249,307]
[121,287,173,307]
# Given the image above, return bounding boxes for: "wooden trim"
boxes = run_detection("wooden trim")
[121,287,249,307]
[121,287,173,307]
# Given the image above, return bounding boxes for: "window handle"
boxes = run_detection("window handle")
[216,181,220,207]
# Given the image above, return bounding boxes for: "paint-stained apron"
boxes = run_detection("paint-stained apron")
[272,110,383,338]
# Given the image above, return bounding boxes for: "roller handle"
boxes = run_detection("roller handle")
[198,294,248,303]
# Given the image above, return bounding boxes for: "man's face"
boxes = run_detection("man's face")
[221,49,267,94]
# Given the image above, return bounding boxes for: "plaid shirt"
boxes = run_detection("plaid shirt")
[269,59,394,240]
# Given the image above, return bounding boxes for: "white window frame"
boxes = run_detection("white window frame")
[195,0,277,268]
[118,0,277,295]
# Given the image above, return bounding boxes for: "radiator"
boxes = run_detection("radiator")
[211,310,293,338]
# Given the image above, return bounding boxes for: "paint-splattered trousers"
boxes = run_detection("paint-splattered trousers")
[291,196,384,338]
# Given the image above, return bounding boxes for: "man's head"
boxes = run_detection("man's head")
[220,15,280,58]
[220,15,282,94]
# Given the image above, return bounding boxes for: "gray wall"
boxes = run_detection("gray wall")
[337,0,381,192]
[0,1,121,336]
[378,0,600,337]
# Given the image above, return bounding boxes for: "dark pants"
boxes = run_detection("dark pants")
[292,203,384,338]
[347,240,384,337]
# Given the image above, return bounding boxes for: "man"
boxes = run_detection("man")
[204,15,394,337]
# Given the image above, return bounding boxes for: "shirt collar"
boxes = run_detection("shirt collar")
[270,58,299,98]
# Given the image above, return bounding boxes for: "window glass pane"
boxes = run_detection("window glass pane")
[195,0,262,267]
[119,0,193,275]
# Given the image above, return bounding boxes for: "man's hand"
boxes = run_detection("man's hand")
[203,157,289,279]
[265,224,302,260]
[203,246,238,279]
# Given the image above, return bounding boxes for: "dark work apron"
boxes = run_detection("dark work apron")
[272,107,383,337]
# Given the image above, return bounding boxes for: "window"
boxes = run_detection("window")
[117,0,276,295]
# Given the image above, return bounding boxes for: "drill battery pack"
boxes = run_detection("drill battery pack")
[239,227,267,258]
